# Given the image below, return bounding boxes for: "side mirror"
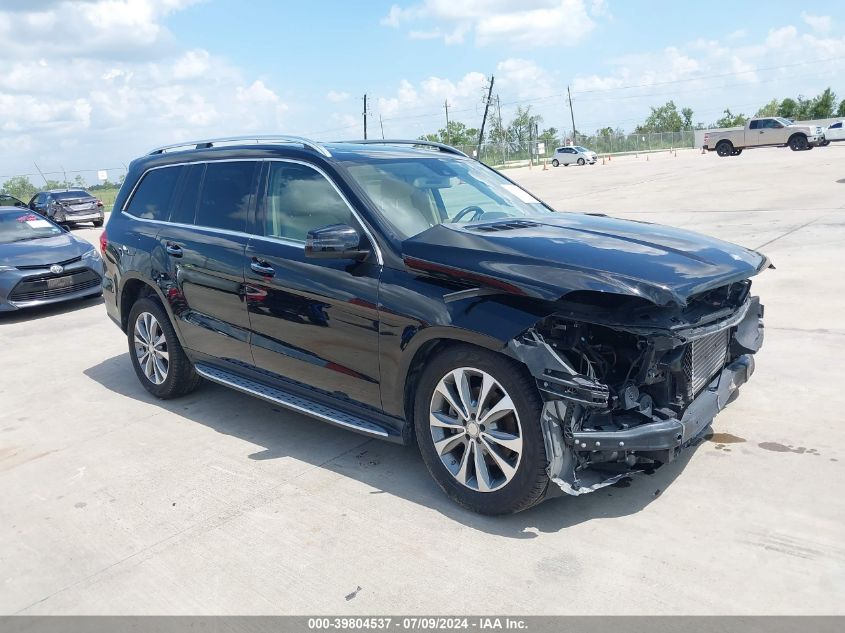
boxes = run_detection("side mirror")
[305,224,369,260]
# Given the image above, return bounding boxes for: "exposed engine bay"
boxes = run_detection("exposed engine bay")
[507,280,765,495]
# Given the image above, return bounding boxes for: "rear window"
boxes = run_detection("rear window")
[126,167,182,220]
[53,190,92,200]
[194,161,257,232]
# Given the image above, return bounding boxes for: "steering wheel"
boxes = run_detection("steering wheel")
[452,205,485,223]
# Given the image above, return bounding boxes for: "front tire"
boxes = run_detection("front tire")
[577,158,585,166]
[789,134,808,151]
[414,345,549,515]
[127,296,202,399]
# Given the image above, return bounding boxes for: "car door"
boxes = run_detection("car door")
[244,160,382,409]
[829,122,843,140]
[151,160,259,366]
[29,193,48,216]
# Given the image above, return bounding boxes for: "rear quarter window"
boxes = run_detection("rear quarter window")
[126,166,182,220]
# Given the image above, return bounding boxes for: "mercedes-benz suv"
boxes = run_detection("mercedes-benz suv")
[101,135,770,514]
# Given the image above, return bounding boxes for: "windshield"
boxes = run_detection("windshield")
[573,146,588,152]
[344,157,553,239]
[0,211,63,244]
[775,117,793,126]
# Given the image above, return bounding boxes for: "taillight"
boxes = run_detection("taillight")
[96,199,103,208]
[99,229,107,254]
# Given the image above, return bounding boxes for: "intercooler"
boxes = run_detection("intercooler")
[682,328,731,399]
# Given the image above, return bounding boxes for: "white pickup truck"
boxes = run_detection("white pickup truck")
[703,117,826,156]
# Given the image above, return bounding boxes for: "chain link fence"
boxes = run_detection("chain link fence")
[450,129,697,167]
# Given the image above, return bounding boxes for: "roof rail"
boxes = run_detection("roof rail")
[147,135,331,157]
[340,139,469,158]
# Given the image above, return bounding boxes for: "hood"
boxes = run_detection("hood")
[402,213,770,307]
[0,232,92,268]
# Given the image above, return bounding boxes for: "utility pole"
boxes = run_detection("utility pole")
[444,100,450,145]
[567,85,576,146]
[476,75,495,159]
[379,114,385,140]
[363,94,368,140]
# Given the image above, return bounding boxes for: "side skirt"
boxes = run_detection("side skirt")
[194,362,403,442]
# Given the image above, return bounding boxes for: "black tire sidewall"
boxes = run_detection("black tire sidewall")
[552,159,559,167]
[414,346,548,515]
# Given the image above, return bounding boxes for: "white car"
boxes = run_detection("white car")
[551,145,597,167]
[824,121,844,143]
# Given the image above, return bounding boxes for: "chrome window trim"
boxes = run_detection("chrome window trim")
[121,158,384,266]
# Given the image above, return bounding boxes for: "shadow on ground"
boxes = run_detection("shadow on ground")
[0,295,102,325]
[84,353,698,538]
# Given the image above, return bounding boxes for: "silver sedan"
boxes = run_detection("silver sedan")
[551,145,597,167]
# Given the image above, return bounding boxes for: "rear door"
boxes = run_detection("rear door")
[151,160,259,366]
[244,160,382,409]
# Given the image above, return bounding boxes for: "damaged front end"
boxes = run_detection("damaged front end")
[507,281,765,496]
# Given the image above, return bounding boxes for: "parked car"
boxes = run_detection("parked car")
[102,135,769,515]
[0,194,28,208]
[0,206,103,312]
[703,117,825,156]
[28,189,105,227]
[822,121,844,144]
[551,145,596,166]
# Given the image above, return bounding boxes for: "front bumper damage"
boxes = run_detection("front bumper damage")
[507,294,765,496]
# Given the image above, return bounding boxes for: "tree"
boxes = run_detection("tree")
[756,98,780,117]
[1,176,38,201]
[809,87,837,119]
[538,127,559,149]
[778,98,797,118]
[506,106,543,150]
[715,109,747,128]
[681,107,694,129]
[421,120,479,146]
[636,100,687,133]
[838,99,845,117]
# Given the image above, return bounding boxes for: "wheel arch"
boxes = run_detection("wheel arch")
[118,274,186,346]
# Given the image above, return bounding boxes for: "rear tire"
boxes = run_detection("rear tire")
[716,141,733,157]
[414,345,549,515]
[789,134,808,151]
[93,219,104,227]
[551,159,559,167]
[127,296,202,399]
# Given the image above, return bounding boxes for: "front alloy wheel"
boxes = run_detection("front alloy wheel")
[429,367,523,492]
[415,345,549,514]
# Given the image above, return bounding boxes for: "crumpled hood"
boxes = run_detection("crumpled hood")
[402,213,770,306]
[0,232,91,268]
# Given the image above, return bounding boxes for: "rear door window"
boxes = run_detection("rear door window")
[171,164,204,225]
[195,161,258,232]
[126,166,182,220]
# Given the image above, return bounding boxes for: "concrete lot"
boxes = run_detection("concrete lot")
[1,146,843,614]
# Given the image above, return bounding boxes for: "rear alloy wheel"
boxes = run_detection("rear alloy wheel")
[716,141,733,157]
[551,159,560,167]
[415,346,548,514]
[789,134,808,151]
[127,296,202,399]
[577,157,585,166]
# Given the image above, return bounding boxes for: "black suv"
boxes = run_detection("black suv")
[29,189,105,227]
[101,135,769,514]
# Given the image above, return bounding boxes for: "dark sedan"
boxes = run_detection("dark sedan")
[0,207,104,312]
[28,189,105,227]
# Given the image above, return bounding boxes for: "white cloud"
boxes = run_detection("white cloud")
[380,0,605,47]
[326,90,351,103]
[0,0,291,179]
[801,12,832,33]
[569,20,845,131]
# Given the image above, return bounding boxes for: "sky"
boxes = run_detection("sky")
[1,0,844,182]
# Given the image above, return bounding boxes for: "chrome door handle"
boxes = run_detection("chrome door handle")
[250,259,274,277]
[165,243,183,257]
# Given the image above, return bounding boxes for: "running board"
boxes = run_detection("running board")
[194,363,391,438]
